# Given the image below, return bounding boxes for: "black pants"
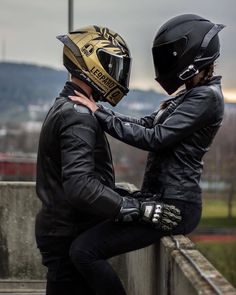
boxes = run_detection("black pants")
[36,200,201,295]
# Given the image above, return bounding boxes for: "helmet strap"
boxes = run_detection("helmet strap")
[179,24,225,81]
[196,24,225,59]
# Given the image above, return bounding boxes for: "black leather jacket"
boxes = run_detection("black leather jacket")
[94,76,224,204]
[35,82,122,237]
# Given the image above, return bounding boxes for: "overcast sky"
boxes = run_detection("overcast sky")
[0,0,235,97]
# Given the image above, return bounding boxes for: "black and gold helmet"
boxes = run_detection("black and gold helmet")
[57,25,131,106]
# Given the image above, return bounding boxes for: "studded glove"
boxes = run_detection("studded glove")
[116,196,182,231]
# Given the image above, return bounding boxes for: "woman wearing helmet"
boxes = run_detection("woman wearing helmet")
[69,14,225,294]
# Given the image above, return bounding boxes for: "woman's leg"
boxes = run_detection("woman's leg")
[70,221,165,295]
[69,200,201,295]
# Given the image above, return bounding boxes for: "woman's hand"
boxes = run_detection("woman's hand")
[69,90,99,113]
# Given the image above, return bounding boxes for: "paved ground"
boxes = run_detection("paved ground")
[191,235,236,242]
[190,227,236,242]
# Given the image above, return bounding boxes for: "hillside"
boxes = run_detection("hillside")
[0,62,67,122]
[0,62,165,122]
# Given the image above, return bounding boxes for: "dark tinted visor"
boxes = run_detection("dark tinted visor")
[97,49,131,89]
[152,37,187,77]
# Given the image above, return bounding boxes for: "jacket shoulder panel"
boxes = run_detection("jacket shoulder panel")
[189,83,224,121]
[73,104,91,114]
[59,101,98,148]
[61,101,90,114]
[184,85,217,112]
[60,102,97,128]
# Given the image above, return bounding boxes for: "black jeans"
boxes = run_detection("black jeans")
[36,200,201,295]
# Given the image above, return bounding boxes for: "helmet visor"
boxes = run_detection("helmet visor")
[97,49,131,89]
[152,37,187,77]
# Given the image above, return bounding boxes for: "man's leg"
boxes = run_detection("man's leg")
[36,236,95,295]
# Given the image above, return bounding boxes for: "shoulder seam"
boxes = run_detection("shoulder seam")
[59,101,98,132]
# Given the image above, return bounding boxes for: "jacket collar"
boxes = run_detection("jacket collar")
[58,81,89,99]
[207,75,222,86]
[154,76,222,125]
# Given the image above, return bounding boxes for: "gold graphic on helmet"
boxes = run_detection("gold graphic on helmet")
[82,43,94,57]
[107,88,124,106]
[90,66,115,89]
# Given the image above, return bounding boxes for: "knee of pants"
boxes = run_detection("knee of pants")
[69,239,98,268]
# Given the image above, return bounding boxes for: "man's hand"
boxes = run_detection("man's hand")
[131,190,157,200]
[116,196,182,231]
[116,197,140,222]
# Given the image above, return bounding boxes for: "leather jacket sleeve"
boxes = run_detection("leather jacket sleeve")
[95,87,217,152]
[60,105,122,218]
[99,105,158,128]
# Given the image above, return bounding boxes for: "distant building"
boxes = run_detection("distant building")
[0,152,36,181]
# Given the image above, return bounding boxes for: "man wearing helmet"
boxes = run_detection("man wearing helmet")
[35,26,181,295]
[56,26,131,106]
[70,15,225,295]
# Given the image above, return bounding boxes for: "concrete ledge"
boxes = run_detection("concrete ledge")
[159,235,236,295]
[157,235,195,294]
[0,292,44,295]
[0,280,45,295]
[0,280,45,290]
[172,249,236,295]
[0,182,236,294]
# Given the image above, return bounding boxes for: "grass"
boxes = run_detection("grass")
[201,199,236,217]
[193,198,236,287]
[199,217,236,228]
[198,199,236,228]
[196,241,236,287]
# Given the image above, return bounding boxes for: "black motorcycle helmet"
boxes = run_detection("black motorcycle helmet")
[152,14,225,94]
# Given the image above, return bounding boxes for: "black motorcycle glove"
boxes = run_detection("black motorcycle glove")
[116,197,140,222]
[130,190,156,200]
[116,196,182,231]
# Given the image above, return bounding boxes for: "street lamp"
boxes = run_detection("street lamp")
[68,0,73,32]
[68,0,73,79]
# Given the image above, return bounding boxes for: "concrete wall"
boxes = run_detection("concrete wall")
[0,182,236,295]
[158,236,236,295]
[0,182,45,280]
